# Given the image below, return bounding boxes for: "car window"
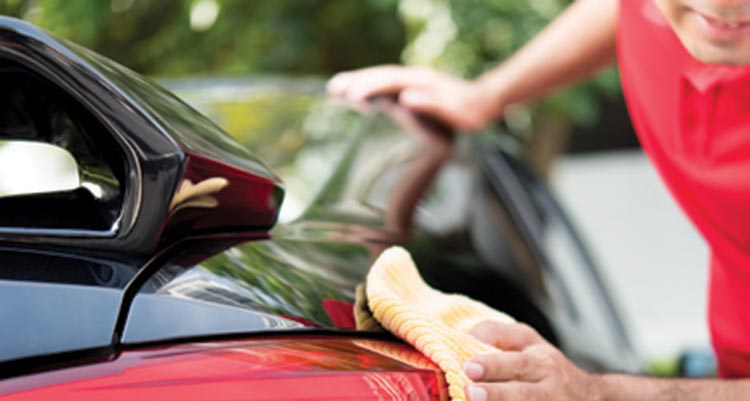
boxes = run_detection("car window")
[0,60,125,233]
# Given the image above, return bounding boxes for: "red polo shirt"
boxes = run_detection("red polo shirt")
[618,0,750,377]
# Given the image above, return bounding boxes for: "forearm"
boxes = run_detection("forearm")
[594,374,750,401]
[477,0,618,113]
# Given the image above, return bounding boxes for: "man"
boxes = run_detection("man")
[327,0,750,400]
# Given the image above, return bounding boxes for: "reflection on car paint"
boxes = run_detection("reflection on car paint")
[161,152,283,243]
[0,337,445,401]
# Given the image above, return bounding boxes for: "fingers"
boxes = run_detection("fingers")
[464,350,544,382]
[327,65,431,101]
[327,65,491,131]
[465,382,528,401]
[463,352,544,401]
[464,322,590,401]
[470,321,544,351]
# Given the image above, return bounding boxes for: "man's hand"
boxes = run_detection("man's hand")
[327,0,618,135]
[464,321,600,401]
[326,65,500,132]
[465,321,750,401]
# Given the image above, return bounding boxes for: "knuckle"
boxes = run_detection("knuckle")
[517,353,536,379]
[525,344,545,356]
[471,353,510,381]
[517,323,541,342]
[539,351,559,372]
[516,322,534,334]
[470,320,499,338]
[516,385,534,400]
[480,354,504,378]
[538,354,557,371]
[484,384,509,401]
[516,349,547,380]
[486,383,525,401]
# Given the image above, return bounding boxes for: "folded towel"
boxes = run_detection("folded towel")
[366,247,515,401]
[354,283,385,332]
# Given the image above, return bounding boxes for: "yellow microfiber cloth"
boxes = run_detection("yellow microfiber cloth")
[366,246,515,401]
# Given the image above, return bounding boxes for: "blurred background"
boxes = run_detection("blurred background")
[0,0,710,375]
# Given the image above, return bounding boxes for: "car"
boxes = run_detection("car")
[0,16,639,399]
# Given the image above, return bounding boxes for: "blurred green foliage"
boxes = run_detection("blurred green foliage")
[397,0,620,127]
[0,0,406,76]
[0,0,619,128]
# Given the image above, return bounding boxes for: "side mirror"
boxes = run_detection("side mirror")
[0,140,79,197]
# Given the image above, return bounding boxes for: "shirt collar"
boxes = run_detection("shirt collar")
[683,62,750,93]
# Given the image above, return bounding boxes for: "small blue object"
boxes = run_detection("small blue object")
[680,348,717,377]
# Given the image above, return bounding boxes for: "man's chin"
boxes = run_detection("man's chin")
[683,39,750,65]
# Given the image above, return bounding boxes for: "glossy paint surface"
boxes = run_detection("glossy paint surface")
[0,337,445,401]
[162,152,283,242]
[169,80,640,372]
[69,43,279,182]
[133,237,367,332]
[122,293,302,344]
[0,281,121,363]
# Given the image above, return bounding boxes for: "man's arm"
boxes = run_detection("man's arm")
[327,0,618,131]
[596,374,750,401]
[465,321,750,401]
